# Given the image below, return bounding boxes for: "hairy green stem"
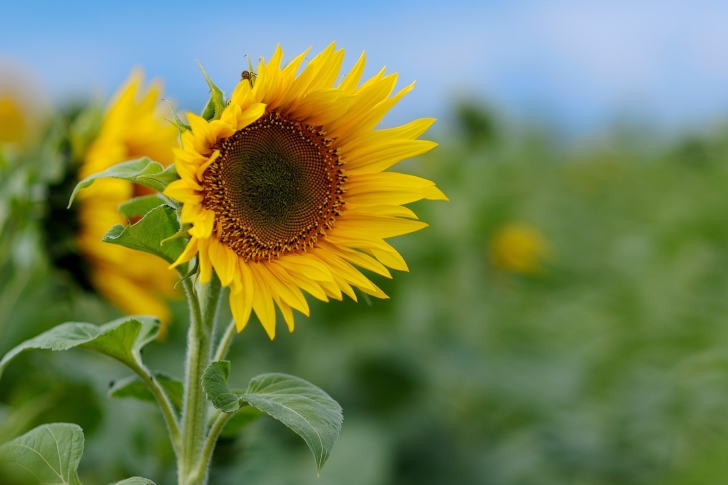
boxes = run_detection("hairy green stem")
[179,274,221,485]
[132,360,181,453]
[213,319,237,363]
[188,410,235,484]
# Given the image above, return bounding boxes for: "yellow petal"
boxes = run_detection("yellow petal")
[338,51,366,94]
[276,253,334,282]
[164,180,201,203]
[250,264,277,339]
[209,237,237,286]
[198,237,213,284]
[344,139,438,174]
[170,237,199,269]
[189,208,215,238]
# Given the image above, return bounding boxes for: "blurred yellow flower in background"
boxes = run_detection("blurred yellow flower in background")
[0,59,48,148]
[76,70,180,329]
[489,223,551,274]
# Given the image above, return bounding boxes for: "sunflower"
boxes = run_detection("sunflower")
[164,44,446,339]
[0,59,48,147]
[76,71,180,325]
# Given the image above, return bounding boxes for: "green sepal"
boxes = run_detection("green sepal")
[102,205,185,264]
[165,99,191,133]
[68,157,179,208]
[0,423,84,485]
[118,194,167,219]
[161,222,191,246]
[0,316,160,380]
[201,364,343,475]
[197,60,227,121]
[108,372,183,414]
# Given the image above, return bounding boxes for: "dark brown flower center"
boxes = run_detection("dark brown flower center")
[202,112,345,262]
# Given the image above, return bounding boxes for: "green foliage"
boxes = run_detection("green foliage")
[102,205,185,264]
[0,423,84,485]
[241,373,343,474]
[201,363,343,474]
[0,316,160,379]
[108,372,183,414]
[68,157,178,207]
[0,423,157,485]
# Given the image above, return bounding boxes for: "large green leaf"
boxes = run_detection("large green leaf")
[0,316,160,380]
[241,373,343,474]
[108,372,183,414]
[0,423,84,485]
[201,361,240,413]
[102,205,186,264]
[68,157,178,207]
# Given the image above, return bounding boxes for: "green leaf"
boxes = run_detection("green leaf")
[109,478,156,485]
[118,194,167,219]
[0,423,84,485]
[102,205,186,264]
[68,157,179,207]
[197,60,226,121]
[0,316,160,380]
[108,372,183,413]
[202,361,240,413]
[241,373,343,474]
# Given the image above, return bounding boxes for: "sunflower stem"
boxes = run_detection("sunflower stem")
[179,273,221,485]
[131,359,181,453]
[188,410,235,484]
[213,319,237,362]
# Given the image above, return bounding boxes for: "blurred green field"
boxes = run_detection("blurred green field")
[3,103,728,484]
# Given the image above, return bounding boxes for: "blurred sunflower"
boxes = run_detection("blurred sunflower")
[56,71,180,327]
[165,43,447,339]
[0,59,48,148]
[489,223,551,275]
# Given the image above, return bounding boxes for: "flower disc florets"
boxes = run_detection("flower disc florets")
[203,112,346,262]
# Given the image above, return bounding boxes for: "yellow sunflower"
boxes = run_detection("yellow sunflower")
[0,59,48,147]
[164,44,446,339]
[77,70,180,326]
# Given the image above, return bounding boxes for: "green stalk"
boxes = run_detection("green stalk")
[212,319,237,362]
[188,410,235,484]
[179,273,221,485]
[132,360,181,452]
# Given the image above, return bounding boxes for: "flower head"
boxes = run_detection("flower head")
[165,44,447,339]
[77,70,180,325]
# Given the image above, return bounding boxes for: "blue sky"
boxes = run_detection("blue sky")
[3,0,728,136]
